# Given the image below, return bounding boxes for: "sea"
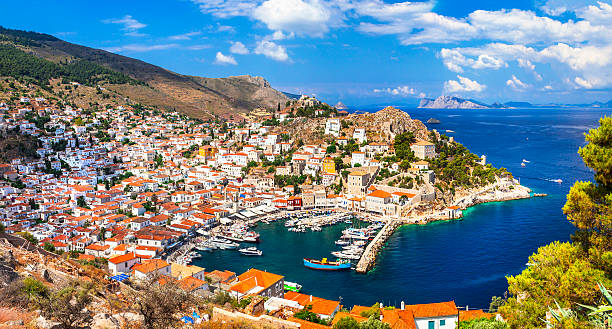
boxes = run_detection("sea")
[193,107,612,310]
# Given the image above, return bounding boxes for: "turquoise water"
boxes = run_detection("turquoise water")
[193,107,612,309]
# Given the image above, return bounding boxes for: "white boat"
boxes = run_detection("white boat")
[335,239,350,245]
[331,251,360,260]
[239,247,263,256]
[195,245,212,252]
[210,237,239,249]
[197,229,210,236]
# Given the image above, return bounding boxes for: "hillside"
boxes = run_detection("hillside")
[0,26,289,118]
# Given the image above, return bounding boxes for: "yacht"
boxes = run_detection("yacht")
[331,251,360,260]
[239,247,263,256]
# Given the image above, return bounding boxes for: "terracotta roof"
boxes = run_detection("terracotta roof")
[133,259,170,274]
[367,190,392,199]
[288,317,333,329]
[179,276,207,292]
[230,268,283,294]
[284,291,340,316]
[108,252,139,265]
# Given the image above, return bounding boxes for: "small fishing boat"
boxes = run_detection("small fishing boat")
[284,281,303,292]
[303,258,351,271]
[239,247,263,256]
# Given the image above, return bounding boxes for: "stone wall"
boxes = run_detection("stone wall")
[212,307,300,329]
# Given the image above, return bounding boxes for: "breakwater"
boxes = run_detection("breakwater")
[355,219,402,273]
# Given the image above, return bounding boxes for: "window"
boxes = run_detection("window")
[440,319,446,326]
[428,320,435,329]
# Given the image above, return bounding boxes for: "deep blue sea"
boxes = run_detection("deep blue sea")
[194,107,612,310]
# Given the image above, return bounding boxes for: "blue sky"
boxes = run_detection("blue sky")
[2,0,612,106]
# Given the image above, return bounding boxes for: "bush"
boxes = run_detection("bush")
[34,280,94,329]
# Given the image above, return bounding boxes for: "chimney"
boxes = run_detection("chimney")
[401,301,405,310]
[310,295,313,302]
[379,302,383,308]
[466,305,469,311]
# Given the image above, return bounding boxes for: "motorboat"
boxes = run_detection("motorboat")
[303,258,351,271]
[331,251,360,260]
[239,247,263,256]
[283,281,303,292]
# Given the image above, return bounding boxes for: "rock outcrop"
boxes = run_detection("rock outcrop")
[350,106,431,141]
[274,106,433,145]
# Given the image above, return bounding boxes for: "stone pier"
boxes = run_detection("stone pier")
[355,218,402,273]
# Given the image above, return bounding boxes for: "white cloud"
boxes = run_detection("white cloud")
[506,75,530,90]
[215,52,238,65]
[253,0,339,37]
[439,41,612,89]
[191,0,258,18]
[517,59,543,80]
[169,31,201,40]
[255,40,289,61]
[574,76,594,88]
[104,44,178,53]
[444,75,486,93]
[271,31,295,40]
[373,85,418,96]
[103,15,147,37]
[230,41,249,54]
[517,58,535,70]
[186,44,212,50]
[439,49,506,72]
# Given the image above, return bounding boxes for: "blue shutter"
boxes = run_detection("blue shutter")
[428,320,435,329]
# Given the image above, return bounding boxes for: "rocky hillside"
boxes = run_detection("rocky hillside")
[190,75,288,112]
[419,96,490,109]
[274,106,432,144]
[0,26,289,118]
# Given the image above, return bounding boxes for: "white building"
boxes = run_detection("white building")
[325,119,341,137]
[351,151,367,167]
[353,128,366,143]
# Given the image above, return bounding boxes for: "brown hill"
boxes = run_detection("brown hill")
[0,26,289,118]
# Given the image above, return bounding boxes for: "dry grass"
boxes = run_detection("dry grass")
[0,307,34,327]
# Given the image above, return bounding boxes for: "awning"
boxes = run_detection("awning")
[110,273,130,282]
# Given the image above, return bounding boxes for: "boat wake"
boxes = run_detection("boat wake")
[518,175,562,184]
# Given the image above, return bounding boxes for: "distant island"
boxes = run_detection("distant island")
[419,96,495,109]
[335,101,348,110]
[419,95,612,109]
